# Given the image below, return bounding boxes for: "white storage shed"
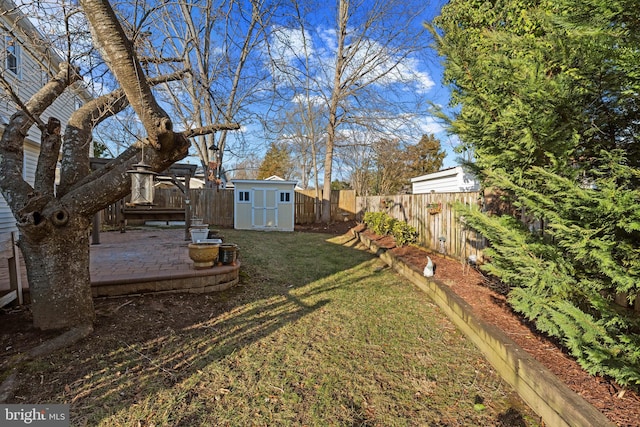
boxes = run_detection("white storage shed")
[410,166,480,194]
[232,179,297,231]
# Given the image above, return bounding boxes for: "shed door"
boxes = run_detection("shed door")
[252,188,278,228]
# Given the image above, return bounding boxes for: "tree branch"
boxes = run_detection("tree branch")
[140,56,184,65]
[183,123,241,138]
[79,0,173,150]
[0,63,80,214]
[58,70,191,195]
[24,63,82,130]
[62,133,189,216]
[68,145,140,194]
[34,118,62,197]
[0,75,46,131]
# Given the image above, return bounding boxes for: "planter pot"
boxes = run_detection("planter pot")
[427,202,442,215]
[189,227,210,243]
[219,244,238,266]
[188,242,220,269]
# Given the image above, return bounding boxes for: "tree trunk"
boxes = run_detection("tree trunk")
[18,215,94,330]
[320,0,348,224]
[320,133,334,223]
[0,1,231,334]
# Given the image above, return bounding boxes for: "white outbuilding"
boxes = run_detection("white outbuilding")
[232,179,298,231]
[410,166,480,194]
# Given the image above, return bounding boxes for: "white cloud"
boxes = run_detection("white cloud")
[343,38,435,94]
[268,24,436,97]
[270,25,314,65]
[317,28,338,51]
[396,58,435,94]
[416,116,444,135]
[291,93,325,106]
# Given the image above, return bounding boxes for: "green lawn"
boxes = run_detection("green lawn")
[17,229,540,426]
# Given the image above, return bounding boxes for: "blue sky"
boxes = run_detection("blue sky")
[19,0,460,176]
[235,0,460,174]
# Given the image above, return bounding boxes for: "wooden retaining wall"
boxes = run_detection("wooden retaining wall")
[355,230,615,427]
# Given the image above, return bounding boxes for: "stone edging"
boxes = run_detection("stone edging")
[354,230,615,427]
[91,263,241,298]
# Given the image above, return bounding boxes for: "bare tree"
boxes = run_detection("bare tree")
[265,0,432,221]
[147,0,272,187]
[319,0,432,221]
[277,102,325,190]
[342,133,446,195]
[229,154,261,179]
[338,134,374,196]
[265,6,326,216]
[0,0,238,333]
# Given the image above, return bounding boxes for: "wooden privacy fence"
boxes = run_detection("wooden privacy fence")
[295,189,356,224]
[157,188,354,226]
[100,188,356,227]
[188,188,234,227]
[152,188,235,227]
[100,188,234,228]
[356,192,486,261]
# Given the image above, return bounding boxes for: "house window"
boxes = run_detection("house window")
[5,36,20,76]
[279,191,292,203]
[238,191,250,202]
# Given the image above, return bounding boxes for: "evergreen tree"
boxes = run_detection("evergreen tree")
[257,142,293,179]
[405,134,445,176]
[331,180,351,191]
[433,0,640,387]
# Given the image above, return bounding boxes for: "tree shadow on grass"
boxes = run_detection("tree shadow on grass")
[5,229,376,425]
[68,287,331,423]
[3,229,540,426]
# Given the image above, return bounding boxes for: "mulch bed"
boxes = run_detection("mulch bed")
[346,224,640,427]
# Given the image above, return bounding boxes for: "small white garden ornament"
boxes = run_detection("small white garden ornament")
[423,256,434,277]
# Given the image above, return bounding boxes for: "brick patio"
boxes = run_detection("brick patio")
[1,228,239,299]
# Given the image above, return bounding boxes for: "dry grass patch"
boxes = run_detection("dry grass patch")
[4,229,540,426]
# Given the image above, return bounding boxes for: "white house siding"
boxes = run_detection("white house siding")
[23,141,38,185]
[411,166,480,194]
[0,1,92,237]
[0,38,82,143]
[0,200,15,234]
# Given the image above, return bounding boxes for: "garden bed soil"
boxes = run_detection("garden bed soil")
[342,222,640,427]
